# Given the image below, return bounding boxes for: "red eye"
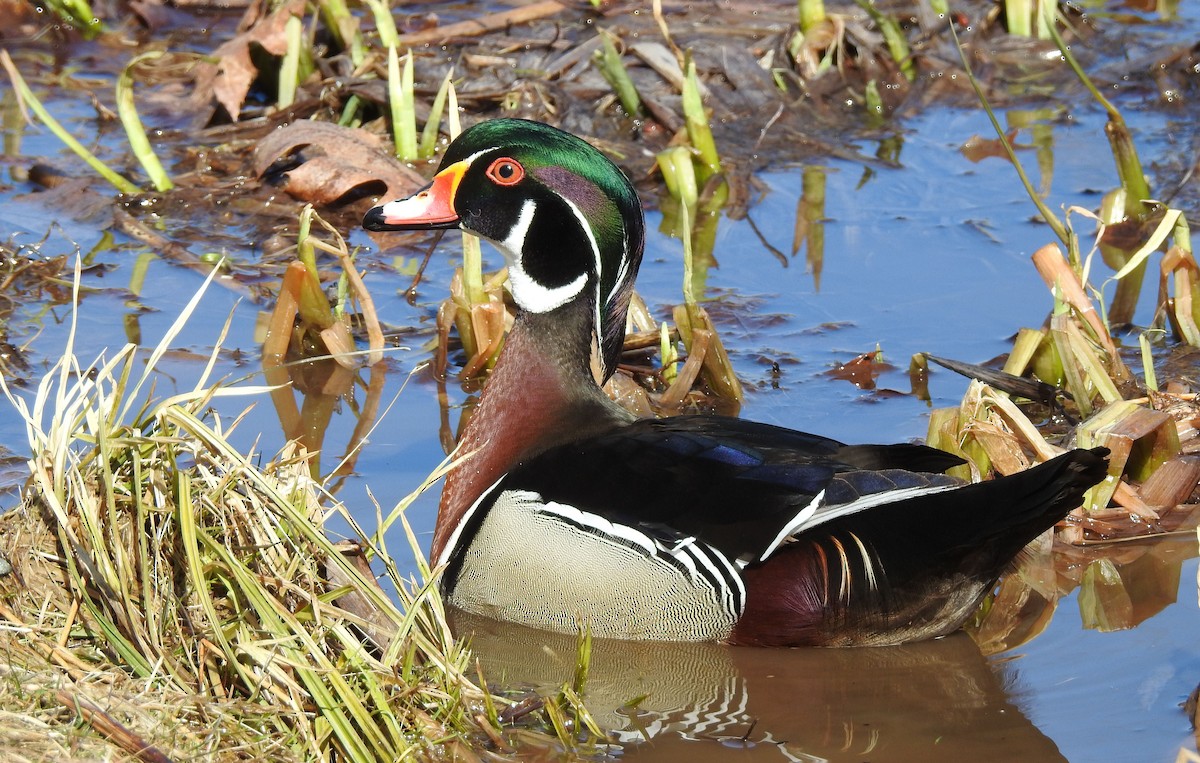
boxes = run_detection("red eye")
[485,157,524,186]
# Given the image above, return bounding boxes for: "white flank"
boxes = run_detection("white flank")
[537,498,744,615]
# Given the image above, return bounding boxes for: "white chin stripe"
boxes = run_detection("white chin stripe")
[503,199,588,313]
[509,263,587,314]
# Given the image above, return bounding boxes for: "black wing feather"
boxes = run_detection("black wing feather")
[498,415,963,564]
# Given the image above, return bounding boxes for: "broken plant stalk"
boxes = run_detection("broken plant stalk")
[853,0,915,81]
[594,30,643,118]
[319,0,366,66]
[672,202,742,403]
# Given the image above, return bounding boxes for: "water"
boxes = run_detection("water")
[2,9,1198,761]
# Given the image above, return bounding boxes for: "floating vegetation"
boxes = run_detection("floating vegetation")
[927,19,1198,544]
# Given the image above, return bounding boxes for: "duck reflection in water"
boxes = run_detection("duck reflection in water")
[451,609,1066,762]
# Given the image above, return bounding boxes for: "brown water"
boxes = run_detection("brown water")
[461,614,1069,762]
[2,5,1200,762]
[452,532,1199,762]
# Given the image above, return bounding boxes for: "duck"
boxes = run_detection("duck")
[363,118,1110,647]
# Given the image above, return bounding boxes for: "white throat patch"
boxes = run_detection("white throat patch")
[503,199,588,313]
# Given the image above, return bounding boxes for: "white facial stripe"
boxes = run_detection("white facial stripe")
[504,199,589,313]
[611,251,630,307]
[500,198,536,255]
[557,195,605,349]
[463,146,498,165]
[559,195,603,278]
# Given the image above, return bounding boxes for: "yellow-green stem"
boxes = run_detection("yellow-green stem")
[278,14,304,109]
[420,70,453,159]
[0,51,141,194]
[366,0,399,48]
[798,0,827,33]
[117,53,173,192]
[595,30,642,117]
[855,0,915,81]
[681,58,722,189]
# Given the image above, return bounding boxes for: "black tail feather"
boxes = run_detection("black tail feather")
[831,447,1110,589]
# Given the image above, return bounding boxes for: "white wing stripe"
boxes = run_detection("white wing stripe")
[759,489,825,562]
[758,483,964,563]
[535,497,744,618]
[814,484,961,526]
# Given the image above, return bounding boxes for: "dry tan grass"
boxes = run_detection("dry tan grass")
[0,263,501,762]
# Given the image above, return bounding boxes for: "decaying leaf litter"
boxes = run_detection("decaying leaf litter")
[1,0,1199,760]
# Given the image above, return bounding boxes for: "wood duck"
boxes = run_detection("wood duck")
[363,118,1110,647]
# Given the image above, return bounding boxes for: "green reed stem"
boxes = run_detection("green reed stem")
[798,0,827,33]
[117,53,173,192]
[0,51,141,194]
[419,70,453,159]
[365,0,399,48]
[388,47,418,161]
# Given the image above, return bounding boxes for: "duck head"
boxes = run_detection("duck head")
[364,118,645,381]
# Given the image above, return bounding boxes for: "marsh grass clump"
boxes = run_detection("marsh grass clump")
[0,264,522,762]
[927,26,1199,546]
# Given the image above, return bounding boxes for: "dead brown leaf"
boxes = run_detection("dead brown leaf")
[252,121,424,205]
[960,130,1020,163]
[826,350,893,390]
[190,0,305,122]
